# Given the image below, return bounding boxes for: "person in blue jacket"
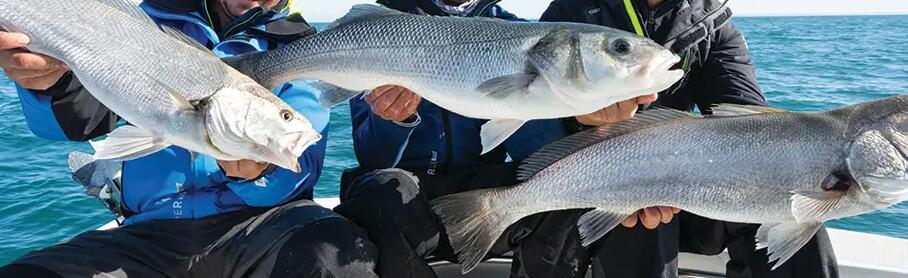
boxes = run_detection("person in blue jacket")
[331,1,593,277]
[0,0,378,277]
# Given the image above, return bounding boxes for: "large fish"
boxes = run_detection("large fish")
[226,4,684,153]
[431,97,908,273]
[0,0,321,172]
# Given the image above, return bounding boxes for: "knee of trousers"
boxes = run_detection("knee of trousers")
[290,218,379,262]
[337,169,425,221]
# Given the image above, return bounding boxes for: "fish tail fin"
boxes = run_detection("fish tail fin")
[430,188,514,274]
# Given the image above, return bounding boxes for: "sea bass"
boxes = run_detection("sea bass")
[431,97,908,273]
[0,0,321,172]
[227,5,684,153]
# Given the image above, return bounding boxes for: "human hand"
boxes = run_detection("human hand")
[366,85,421,122]
[576,93,659,126]
[218,160,270,180]
[0,31,69,90]
[621,206,682,229]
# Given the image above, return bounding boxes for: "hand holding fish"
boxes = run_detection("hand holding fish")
[218,160,270,180]
[366,85,422,123]
[622,206,682,229]
[576,94,659,126]
[0,31,69,90]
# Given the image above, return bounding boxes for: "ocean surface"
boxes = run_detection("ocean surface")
[1,15,907,264]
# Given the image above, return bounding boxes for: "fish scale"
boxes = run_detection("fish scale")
[226,4,684,153]
[0,0,320,171]
[432,100,908,273]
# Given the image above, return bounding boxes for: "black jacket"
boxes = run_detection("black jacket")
[377,0,523,20]
[541,0,766,113]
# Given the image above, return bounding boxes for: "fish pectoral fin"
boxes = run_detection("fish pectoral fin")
[755,222,823,270]
[577,208,633,247]
[309,81,365,108]
[790,189,847,223]
[480,119,526,154]
[90,126,171,161]
[163,84,197,112]
[709,104,786,117]
[476,74,536,99]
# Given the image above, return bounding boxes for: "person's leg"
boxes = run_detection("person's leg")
[0,263,62,278]
[334,169,445,278]
[193,199,379,278]
[589,220,681,278]
[508,209,592,278]
[723,222,839,278]
[0,211,251,278]
[677,212,839,278]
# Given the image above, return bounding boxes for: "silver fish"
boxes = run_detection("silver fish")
[0,0,321,172]
[227,4,684,153]
[431,98,908,273]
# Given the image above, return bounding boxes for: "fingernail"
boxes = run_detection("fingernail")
[15,34,29,45]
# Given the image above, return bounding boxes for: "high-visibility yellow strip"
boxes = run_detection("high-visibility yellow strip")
[282,0,296,13]
[623,0,645,37]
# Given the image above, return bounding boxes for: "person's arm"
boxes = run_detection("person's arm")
[350,86,421,169]
[216,81,331,206]
[491,6,526,21]
[0,31,118,141]
[691,21,768,112]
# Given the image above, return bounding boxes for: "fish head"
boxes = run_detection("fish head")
[203,85,322,173]
[574,31,684,104]
[845,113,908,210]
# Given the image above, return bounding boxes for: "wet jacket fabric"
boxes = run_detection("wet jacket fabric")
[15,0,328,224]
[541,0,767,113]
[351,0,569,176]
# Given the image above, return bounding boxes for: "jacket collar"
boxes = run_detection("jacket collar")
[142,0,310,42]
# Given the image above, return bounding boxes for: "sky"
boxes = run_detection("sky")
[293,0,908,22]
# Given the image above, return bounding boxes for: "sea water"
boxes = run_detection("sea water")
[0,15,906,264]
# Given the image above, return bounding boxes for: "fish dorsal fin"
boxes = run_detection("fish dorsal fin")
[95,0,157,26]
[710,104,786,117]
[517,108,700,180]
[325,4,403,30]
[161,26,214,55]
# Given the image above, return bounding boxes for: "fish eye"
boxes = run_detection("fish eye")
[611,39,633,55]
[280,110,294,122]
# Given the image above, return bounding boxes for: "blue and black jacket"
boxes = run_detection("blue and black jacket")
[351,0,568,176]
[16,0,329,224]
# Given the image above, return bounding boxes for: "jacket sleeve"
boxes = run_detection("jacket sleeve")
[16,72,119,141]
[492,6,526,21]
[503,119,569,162]
[350,96,420,169]
[690,21,768,111]
[219,81,330,206]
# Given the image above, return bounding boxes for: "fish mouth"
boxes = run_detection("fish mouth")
[273,131,322,173]
[639,50,684,89]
